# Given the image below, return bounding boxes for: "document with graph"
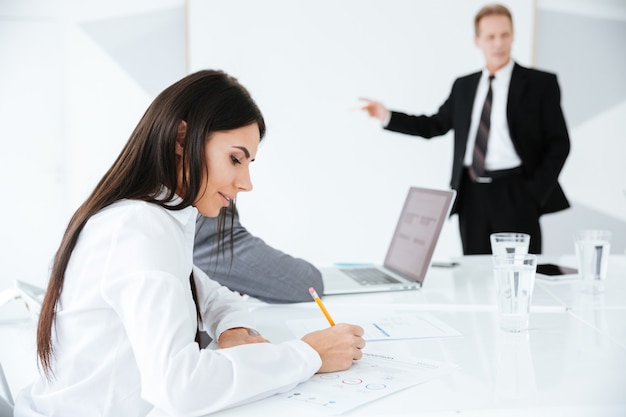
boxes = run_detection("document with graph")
[268,351,458,415]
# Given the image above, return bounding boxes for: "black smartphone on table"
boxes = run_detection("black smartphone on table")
[536,263,578,280]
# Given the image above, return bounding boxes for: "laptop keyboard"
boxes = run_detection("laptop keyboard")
[340,268,402,286]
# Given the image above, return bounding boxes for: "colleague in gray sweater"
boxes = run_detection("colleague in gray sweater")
[194,205,323,303]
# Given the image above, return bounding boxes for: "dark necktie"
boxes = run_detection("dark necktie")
[469,74,495,181]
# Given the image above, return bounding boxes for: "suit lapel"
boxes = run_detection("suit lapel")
[458,73,481,143]
[507,63,527,138]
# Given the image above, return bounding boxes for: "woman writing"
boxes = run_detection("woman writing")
[15,70,365,416]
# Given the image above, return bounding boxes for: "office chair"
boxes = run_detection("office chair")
[0,280,45,416]
[14,280,45,316]
[0,361,13,417]
[0,280,45,318]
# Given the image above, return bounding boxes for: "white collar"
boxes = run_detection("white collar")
[483,59,515,81]
[156,186,198,227]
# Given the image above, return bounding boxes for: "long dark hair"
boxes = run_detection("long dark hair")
[37,70,265,377]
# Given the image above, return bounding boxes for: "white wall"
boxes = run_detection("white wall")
[0,0,185,292]
[187,0,534,267]
[1,0,624,296]
[0,4,65,290]
[535,0,626,254]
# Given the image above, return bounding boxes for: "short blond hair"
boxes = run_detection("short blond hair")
[474,4,513,36]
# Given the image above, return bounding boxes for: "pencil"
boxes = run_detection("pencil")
[309,287,335,326]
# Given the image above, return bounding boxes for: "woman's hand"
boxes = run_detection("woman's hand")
[302,323,366,373]
[218,327,269,348]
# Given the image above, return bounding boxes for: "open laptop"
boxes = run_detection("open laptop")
[321,186,456,295]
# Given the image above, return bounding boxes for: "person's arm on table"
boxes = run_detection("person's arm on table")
[192,265,364,405]
[194,208,323,303]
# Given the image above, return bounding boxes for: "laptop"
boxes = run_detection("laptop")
[321,186,456,295]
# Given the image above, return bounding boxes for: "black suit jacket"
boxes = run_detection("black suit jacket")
[386,63,570,215]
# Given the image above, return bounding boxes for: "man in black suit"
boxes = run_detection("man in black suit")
[360,3,570,255]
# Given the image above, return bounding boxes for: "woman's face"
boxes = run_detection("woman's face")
[194,123,260,217]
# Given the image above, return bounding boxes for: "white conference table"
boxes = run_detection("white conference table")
[1,254,625,417]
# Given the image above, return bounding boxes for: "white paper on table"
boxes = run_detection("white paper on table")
[267,351,459,415]
[286,312,462,341]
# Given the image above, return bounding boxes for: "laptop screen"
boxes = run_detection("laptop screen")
[383,187,456,284]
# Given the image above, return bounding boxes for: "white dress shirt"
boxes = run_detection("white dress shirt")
[14,197,321,417]
[464,59,522,171]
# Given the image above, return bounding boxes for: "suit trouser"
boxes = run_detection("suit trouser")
[457,168,542,255]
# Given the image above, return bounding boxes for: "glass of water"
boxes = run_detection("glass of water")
[490,232,530,255]
[573,230,611,294]
[492,253,537,332]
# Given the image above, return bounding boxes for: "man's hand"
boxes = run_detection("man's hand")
[358,98,391,122]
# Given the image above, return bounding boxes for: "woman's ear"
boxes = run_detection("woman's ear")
[175,121,187,156]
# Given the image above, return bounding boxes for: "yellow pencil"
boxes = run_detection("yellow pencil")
[309,287,336,326]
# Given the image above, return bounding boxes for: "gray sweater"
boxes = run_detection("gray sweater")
[193,207,323,303]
